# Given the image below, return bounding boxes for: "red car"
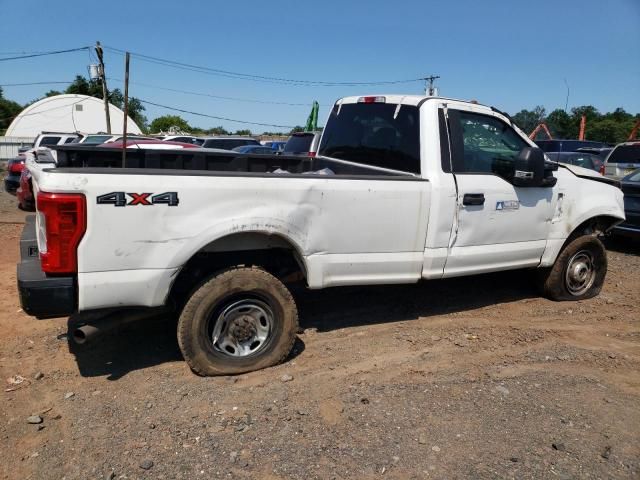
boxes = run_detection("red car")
[17,165,34,211]
[99,139,201,149]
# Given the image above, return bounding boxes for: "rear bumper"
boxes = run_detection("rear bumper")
[17,216,76,318]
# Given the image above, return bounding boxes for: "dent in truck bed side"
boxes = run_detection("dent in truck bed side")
[32,168,432,310]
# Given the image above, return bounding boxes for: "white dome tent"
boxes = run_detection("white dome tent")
[5,94,142,137]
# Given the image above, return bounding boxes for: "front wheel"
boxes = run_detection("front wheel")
[537,235,607,301]
[177,266,298,376]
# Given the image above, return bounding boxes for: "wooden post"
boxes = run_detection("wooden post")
[122,52,130,168]
[95,42,111,134]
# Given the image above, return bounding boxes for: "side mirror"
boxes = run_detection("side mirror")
[512,146,545,187]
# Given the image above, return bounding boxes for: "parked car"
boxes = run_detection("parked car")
[3,156,25,194]
[602,142,640,178]
[78,134,155,145]
[263,141,287,152]
[19,94,624,376]
[4,132,79,194]
[282,132,322,156]
[232,145,276,155]
[612,168,640,239]
[99,139,201,150]
[160,135,199,144]
[575,146,612,158]
[198,137,260,150]
[545,151,604,172]
[535,139,608,153]
[16,165,34,211]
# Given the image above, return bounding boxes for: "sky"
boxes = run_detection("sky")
[1,0,639,133]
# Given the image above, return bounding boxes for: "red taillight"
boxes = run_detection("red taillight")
[599,164,605,175]
[357,96,386,104]
[9,160,24,174]
[308,151,316,157]
[37,192,86,274]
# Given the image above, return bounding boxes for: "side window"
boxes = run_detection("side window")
[452,111,527,180]
[39,136,61,146]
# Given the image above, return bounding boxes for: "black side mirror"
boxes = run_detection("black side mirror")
[512,146,545,187]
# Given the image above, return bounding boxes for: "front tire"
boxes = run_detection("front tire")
[538,235,607,301]
[177,266,298,376]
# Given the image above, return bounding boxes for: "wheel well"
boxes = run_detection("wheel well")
[168,233,306,309]
[566,215,620,246]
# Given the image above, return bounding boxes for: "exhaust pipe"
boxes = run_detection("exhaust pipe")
[70,307,170,345]
[72,324,100,344]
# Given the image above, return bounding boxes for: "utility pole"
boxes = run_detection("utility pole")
[423,75,440,96]
[95,41,111,133]
[122,52,130,168]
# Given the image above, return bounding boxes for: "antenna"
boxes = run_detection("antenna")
[423,75,440,96]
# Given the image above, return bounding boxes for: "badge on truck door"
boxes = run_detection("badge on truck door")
[496,200,519,211]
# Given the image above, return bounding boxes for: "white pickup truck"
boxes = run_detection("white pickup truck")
[18,95,625,375]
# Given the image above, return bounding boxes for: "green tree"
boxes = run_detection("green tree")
[546,109,575,139]
[289,126,304,134]
[205,126,229,135]
[234,129,252,136]
[0,86,23,133]
[587,118,629,144]
[512,105,546,134]
[149,115,191,133]
[63,75,147,132]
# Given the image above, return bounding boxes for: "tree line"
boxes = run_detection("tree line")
[513,105,639,144]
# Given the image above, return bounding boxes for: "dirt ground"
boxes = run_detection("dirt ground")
[0,188,639,480]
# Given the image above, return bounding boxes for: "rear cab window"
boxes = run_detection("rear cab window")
[606,144,640,164]
[318,102,421,173]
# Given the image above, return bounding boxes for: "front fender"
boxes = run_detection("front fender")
[540,173,624,267]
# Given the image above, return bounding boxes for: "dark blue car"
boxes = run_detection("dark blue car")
[232,145,277,155]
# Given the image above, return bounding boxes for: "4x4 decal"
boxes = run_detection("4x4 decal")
[97,192,179,207]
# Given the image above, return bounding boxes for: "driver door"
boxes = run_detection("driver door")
[443,108,556,277]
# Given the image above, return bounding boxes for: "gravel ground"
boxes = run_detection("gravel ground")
[0,189,639,479]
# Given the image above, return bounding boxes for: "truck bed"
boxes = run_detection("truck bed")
[52,145,411,178]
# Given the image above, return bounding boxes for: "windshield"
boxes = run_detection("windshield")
[318,102,421,173]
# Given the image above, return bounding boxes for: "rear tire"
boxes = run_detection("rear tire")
[537,235,607,301]
[177,266,298,376]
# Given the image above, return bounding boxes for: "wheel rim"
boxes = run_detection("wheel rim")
[210,298,273,357]
[565,249,596,296]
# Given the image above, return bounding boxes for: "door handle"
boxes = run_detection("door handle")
[462,193,485,206]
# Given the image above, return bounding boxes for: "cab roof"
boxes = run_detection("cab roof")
[335,95,489,108]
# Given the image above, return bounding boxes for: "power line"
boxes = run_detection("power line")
[0,81,73,87]
[108,77,330,107]
[138,99,296,129]
[0,47,90,62]
[104,45,422,87]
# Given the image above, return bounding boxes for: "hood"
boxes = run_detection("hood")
[558,162,600,178]
[558,162,619,187]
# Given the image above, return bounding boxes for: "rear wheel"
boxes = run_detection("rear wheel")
[537,235,607,301]
[177,266,298,376]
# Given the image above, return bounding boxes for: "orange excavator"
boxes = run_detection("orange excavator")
[628,118,640,141]
[529,123,553,140]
